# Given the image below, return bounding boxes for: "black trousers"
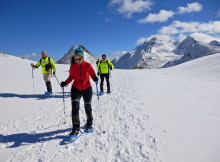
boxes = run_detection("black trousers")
[71,86,93,129]
[100,73,110,92]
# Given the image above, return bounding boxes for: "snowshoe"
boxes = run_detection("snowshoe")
[45,92,55,97]
[84,123,95,133]
[99,92,104,95]
[68,128,81,138]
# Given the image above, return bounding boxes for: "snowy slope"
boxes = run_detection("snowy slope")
[56,45,96,64]
[134,53,220,162]
[0,53,220,162]
[0,54,158,162]
[115,37,181,69]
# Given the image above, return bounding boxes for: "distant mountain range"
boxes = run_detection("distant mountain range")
[114,36,220,69]
[163,37,220,68]
[56,45,96,64]
[55,37,220,69]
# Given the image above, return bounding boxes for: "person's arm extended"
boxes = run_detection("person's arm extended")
[108,61,114,69]
[33,60,41,68]
[65,64,74,85]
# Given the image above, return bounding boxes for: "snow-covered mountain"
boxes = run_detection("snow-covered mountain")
[209,40,220,46]
[56,45,96,64]
[164,37,220,68]
[114,36,220,69]
[111,57,119,65]
[115,37,180,69]
[173,36,197,55]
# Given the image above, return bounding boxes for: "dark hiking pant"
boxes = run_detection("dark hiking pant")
[71,86,93,129]
[100,73,110,92]
[46,81,52,93]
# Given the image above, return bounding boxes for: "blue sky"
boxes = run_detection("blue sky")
[0,0,220,61]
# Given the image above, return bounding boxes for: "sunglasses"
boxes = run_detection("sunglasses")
[75,58,83,61]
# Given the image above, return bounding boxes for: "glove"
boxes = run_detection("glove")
[97,72,100,76]
[61,81,67,87]
[53,72,56,76]
[110,66,112,70]
[94,75,98,82]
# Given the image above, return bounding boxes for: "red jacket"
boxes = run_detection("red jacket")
[65,61,96,90]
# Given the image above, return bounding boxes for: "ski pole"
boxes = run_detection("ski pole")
[95,81,99,100]
[32,67,35,96]
[95,81,105,133]
[54,75,61,86]
[62,87,66,124]
[109,68,112,78]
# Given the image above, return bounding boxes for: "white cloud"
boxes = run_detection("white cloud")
[137,20,220,45]
[105,18,112,23]
[109,51,127,56]
[177,2,202,14]
[159,21,220,35]
[137,10,174,23]
[198,21,220,34]
[21,53,40,59]
[177,34,187,42]
[190,32,220,43]
[158,24,180,35]
[32,53,37,56]
[109,0,153,18]
[136,37,148,45]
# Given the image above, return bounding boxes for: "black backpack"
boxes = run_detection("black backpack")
[40,57,52,71]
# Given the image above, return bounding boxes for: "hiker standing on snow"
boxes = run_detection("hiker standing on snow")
[60,47,98,137]
[97,54,114,94]
[31,51,56,94]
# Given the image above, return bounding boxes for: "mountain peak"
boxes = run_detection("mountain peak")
[174,36,197,55]
[150,37,158,41]
[56,45,96,64]
[209,40,220,46]
[181,36,197,44]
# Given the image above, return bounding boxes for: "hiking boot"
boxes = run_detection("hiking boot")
[84,122,94,133]
[69,128,80,137]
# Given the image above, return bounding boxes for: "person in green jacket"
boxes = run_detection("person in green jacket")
[97,54,114,93]
[31,51,56,94]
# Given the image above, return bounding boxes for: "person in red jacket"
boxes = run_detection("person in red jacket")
[61,47,98,137]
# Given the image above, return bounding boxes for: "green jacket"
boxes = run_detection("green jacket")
[97,60,114,74]
[34,57,56,74]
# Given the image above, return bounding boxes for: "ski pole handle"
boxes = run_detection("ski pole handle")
[95,81,99,100]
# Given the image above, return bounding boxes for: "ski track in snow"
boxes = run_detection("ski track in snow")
[0,57,159,162]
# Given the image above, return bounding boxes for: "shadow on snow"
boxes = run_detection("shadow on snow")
[0,128,73,148]
[0,93,71,100]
